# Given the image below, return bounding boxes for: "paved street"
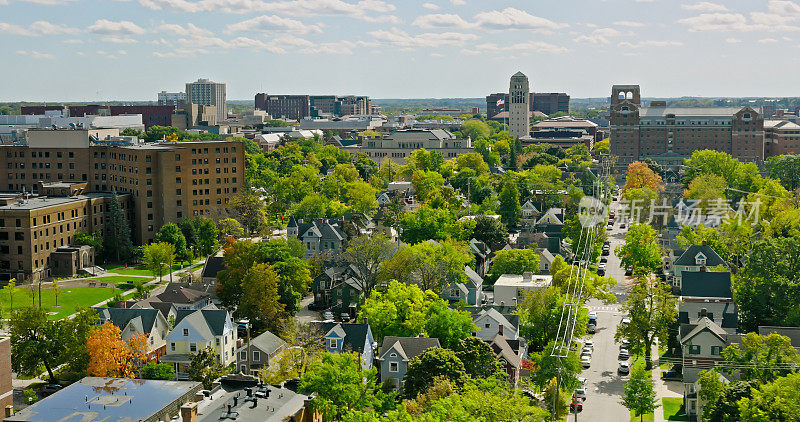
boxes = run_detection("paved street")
[574,200,633,421]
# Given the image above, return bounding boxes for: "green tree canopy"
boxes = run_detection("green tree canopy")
[403,348,468,399]
[621,364,659,421]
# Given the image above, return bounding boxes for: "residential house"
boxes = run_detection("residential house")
[152,284,212,310]
[679,315,742,420]
[535,208,564,236]
[673,242,728,289]
[311,264,363,316]
[441,266,484,306]
[313,322,376,370]
[469,239,492,277]
[133,300,178,323]
[679,270,737,333]
[95,307,170,361]
[486,333,526,385]
[162,309,237,379]
[200,255,226,285]
[521,200,540,219]
[378,336,441,389]
[287,217,348,258]
[536,248,556,273]
[758,326,800,351]
[472,308,520,341]
[235,330,287,374]
[493,272,552,307]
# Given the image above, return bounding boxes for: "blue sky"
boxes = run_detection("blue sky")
[1,0,799,101]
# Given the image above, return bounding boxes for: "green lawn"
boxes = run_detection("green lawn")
[105,257,205,277]
[2,286,119,319]
[663,397,688,421]
[92,275,153,285]
[630,412,654,422]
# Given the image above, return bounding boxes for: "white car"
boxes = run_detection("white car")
[577,376,587,387]
[584,340,594,350]
[588,311,598,320]
[618,361,630,375]
[621,316,631,325]
[581,355,592,368]
[581,347,593,357]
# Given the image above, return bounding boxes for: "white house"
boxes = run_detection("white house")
[493,272,552,307]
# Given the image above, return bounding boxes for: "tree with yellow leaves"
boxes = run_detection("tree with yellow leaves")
[623,161,664,192]
[87,322,148,378]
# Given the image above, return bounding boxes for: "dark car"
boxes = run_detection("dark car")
[662,365,683,380]
[340,313,351,322]
[600,256,608,263]
[40,384,62,397]
[587,323,596,334]
[625,266,633,276]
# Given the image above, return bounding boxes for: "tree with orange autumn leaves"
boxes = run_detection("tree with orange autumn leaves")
[87,322,149,378]
[623,161,664,192]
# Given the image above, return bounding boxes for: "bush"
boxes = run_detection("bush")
[140,362,176,380]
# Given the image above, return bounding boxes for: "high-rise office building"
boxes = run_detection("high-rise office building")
[509,72,531,139]
[609,85,764,167]
[186,79,226,122]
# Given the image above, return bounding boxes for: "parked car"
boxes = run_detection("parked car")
[40,384,62,397]
[578,376,587,387]
[587,323,596,334]
[581,355,591,368]
[599,255,608,263]
[581,347,593,357]
[340,313,351,322]
[618,361,630,375]
[662,365,683,380]
[620,339,631,349]
[625,266,633,276]
[601,246,610,256]
[322,311,335,321]
[571,397,584,412]
[620,222,627,229]
[574,386,587,400]
[583,340,594,350]
[618,349,630,360]
[621,316,631,325]
[597,267,606,276]
[588,311,598,320]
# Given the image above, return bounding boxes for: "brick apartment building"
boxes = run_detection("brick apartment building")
[0,184,131,283]
[609,85,764,167]
[21,105,175,129]
[486,92,570,119]
[0,129,245,249]
[764,119,800,157]
[255,93,372,120]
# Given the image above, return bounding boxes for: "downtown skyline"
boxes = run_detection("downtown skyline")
[2,0,800,101]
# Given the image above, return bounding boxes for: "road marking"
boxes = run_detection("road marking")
[589,306,619,312]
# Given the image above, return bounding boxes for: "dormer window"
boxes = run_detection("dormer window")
[695,253,706,266]
[183,328,189,336]
[329,339,337,349]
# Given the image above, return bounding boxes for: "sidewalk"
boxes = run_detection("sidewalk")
[652,342,684,422]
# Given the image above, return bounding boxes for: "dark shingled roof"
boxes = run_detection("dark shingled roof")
[96,307,161,333]
[758,326,800,349]
[674,244,727,267]
[174,309,230,336]
[201,256,226,280]
[155,285,210,305]
[313,322,372,354]
[681,271,732,298]
[379,336,441,361]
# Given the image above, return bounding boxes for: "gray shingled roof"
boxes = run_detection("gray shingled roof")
[674,244,727,267]
[379,336,441,361]
[201,256,226,280]
[174,309,230,336]
[314,322,372,354]
[96,307,161,333]
[155,285,210,305]
[681,271,732,298]
[239,330,286,355]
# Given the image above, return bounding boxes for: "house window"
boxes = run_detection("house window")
[689,345,701,355]
[253,351,260,361]
[710,346,722,356]
[329,339,337,349]
[389,362,399,372]
[240,351,247,360]
[216,338,220,346]
[190,343,197,352]
[170,342,176,352]
[485,323,491,329]
[183,328,189,336]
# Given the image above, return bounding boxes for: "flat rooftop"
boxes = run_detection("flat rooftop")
[5,377,202,422]
[195,384,311,422]
[0,193,118,211]
[494,274,553,288]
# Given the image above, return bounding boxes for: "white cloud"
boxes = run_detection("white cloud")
[573,27,622,44]
[103,36,138,43]
[156,23,214,37]
[477,41,568,54]
[138,0,400,23]
[88,19,147,35]
[368,28,478,48]
[450,0,465,4]
[16,50,54,59]
[117,49,127,54]
[460,48,480,55]
[613,20,645,27]
[0,20,77,36]
[768,0,800,15]
[412,13,472,29]
[681,2,728,12]
[678,11,800,32]
[422,2,439,10]
[226,15,323,34]
[758,37,778,43]
[62,38,83,44]
[725,37,741,43]
[474,7,567,31]
[618,40,683,48]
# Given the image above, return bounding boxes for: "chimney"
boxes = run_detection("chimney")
[5,405,14,417]
[700,308,708,318]
[498,324,504,336]
[523,272,532,283]
[701,240,707,246]
[180,402,198,422]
